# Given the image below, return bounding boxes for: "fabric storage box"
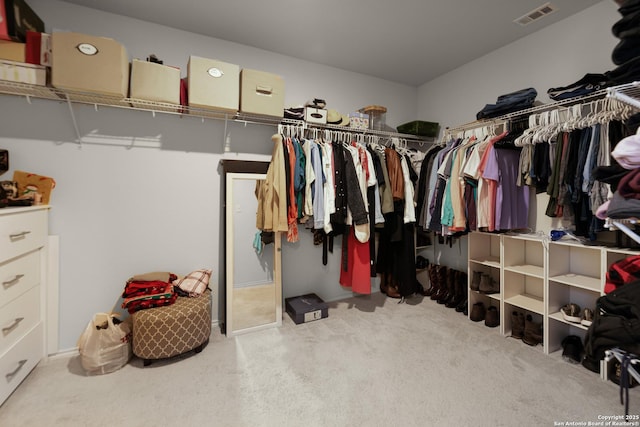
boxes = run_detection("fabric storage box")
[129,59,181,110]
[0,40,24,62]
[240,68,284,117]
[51,32,129,98]
[187,55,239,113]
[349,112,369,130]
[285,293,328,325]
[304,107,327,124]
[397,120,440,138]
[0,0,44,42]
[0,59,45,85]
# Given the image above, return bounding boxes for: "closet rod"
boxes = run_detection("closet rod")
[445,86,614,134]
[278,118,433,144]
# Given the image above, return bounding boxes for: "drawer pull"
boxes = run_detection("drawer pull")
[9,231,31,240]
[2,274,24,288]
[5,359,27,381]
[2,317,24,335]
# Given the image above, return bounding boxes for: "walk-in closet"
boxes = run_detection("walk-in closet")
[0,1,638,425]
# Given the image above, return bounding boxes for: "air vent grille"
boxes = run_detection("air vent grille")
[514,2,557,26]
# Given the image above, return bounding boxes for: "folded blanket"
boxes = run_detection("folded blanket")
[618,167,640,200]
[127,271,176,283]
[607,191,640,219]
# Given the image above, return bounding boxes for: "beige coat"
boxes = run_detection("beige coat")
[256,134,288,232]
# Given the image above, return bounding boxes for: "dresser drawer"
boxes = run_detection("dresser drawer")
[0,251,40,309]
[0,209,47,263]
[0,322,42,405]
[0,285,40,355]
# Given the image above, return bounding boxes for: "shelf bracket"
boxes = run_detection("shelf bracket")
[610,220,640,245]
[65,95,83,147]
[25,94,31,105]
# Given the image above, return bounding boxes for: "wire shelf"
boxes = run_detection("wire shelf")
[0,80,433,143]
[445,82,640,135]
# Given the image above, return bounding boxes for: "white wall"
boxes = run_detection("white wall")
[417,0,621,266]
[1,0,419,352]
[417,1,619,128]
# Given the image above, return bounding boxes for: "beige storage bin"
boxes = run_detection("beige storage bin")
[0,40,25,62]
[51,32,129,98]
[129,59,181,110]
[187,55,239,113]
[0,59,46,85]
[240,68,284,118]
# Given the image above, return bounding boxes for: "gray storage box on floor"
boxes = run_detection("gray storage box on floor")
[285,293,328,324]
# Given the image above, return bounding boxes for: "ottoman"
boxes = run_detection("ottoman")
[132,289,211,366]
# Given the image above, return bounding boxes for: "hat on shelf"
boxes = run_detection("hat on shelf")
[326,109,350,126]
[305,98,326,109]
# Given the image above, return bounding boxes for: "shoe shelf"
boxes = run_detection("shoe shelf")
[466,231,640,357]
[468,232,501,268]
[504,293,544,315]
[547,241,602,292]
[502,235,545,279]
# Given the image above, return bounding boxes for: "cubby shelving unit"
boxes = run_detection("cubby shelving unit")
[546,241,603,355]
[467,232,502,330]
[467,230,640,358]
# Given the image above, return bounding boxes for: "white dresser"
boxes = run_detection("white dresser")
[0,206,48,405]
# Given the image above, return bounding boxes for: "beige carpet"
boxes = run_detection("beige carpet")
[0,292,637,427]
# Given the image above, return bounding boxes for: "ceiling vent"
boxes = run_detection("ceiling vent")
[514,2,557,26]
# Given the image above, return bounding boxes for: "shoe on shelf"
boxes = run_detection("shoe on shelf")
[479,273,500,294]
[470,270,481,292]
[511,311,525,339]
[470,302,486,322]
[522,314,543,346]
[485,306,499,328]
[561,303,582,323]
[561,335,584,364]
[581,308,594,327]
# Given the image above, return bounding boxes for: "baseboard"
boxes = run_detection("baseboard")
[48,320,222,359]
[47,347,79,360]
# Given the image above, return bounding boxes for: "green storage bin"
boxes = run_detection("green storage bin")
[397,120,439,137]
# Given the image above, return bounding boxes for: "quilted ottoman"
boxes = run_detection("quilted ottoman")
[132,289,211,366]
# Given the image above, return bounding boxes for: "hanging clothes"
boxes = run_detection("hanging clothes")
[256,133,288,233]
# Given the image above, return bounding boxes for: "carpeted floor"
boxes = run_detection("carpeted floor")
[0,292,637,427]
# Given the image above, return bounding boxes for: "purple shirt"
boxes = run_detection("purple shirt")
[483,147,529,231]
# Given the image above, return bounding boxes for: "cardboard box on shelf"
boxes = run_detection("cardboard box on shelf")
[0,40,25,62]
[0,59,46,85]
[51,32,129,98]
[349,112,369,130]
[187,56,239,113]
[304,107,327,124]
[240,68,284,118]
[129,59,181,109]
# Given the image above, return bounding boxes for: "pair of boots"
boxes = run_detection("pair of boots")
[380,273,401,299]
[511,311,543,346]
[423,264,447,300]
[469,302,499,327]
[425,266,466,309]
[470,271,500,294]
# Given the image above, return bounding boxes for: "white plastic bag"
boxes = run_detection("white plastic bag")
[77,313,132,375]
